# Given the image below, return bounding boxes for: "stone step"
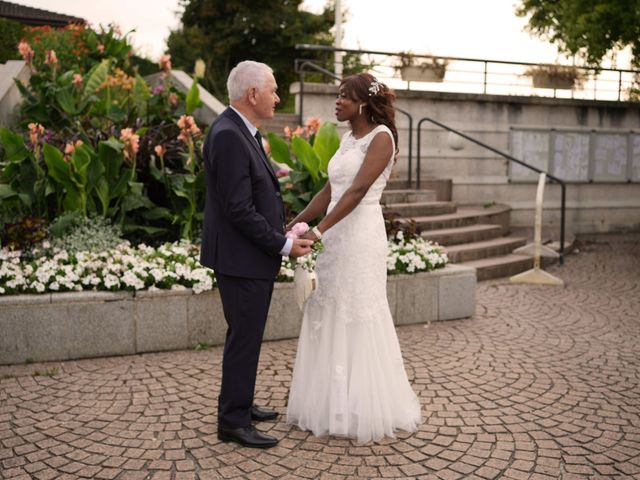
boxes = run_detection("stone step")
[407,204,511,231]
[386,178,452,201]
[444,236,528,263]
[422,224,506,246]
[381,188,438,203]
[460,253,556,281]
[383,201,457,218]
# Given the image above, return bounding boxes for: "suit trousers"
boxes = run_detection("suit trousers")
[214,271,275,428]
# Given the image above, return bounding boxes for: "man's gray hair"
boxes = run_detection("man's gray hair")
[227,61,273,101]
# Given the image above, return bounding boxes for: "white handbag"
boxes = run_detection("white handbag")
[293,264,317,310]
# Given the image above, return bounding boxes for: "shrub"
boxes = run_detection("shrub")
[0,18,24,63]
[49,214,124,254]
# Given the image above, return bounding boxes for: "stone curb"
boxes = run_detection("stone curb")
[0,265,476,365]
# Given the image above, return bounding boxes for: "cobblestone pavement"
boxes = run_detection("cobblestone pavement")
[1,233,639,480]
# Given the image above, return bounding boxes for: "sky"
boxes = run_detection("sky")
[11,0,568,63]
[9,0,632,70]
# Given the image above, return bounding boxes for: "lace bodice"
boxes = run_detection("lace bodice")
[328,125,395,205]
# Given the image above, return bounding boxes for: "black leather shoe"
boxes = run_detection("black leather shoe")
[250,405,279,421]
[217,425,278,448]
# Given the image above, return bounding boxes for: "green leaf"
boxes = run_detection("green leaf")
[49,211,82,238]
[291,136,321,182]
[43,144,73,190]
[55,87,77,115]
[121,181,154,212]
[62,187,82,212]
[83,59,111,99]
[185,78,201,115]
[132,75,151,117]
[312,122,340,172]
[121,223,167,235]
[141,206,173,221]
[266,133,296,169]
[289,170,310,184]
[94,177,110,216]
[0,128,30,163]
[0,183,17,199]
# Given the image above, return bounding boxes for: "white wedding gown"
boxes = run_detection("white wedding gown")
[286,125,422,443]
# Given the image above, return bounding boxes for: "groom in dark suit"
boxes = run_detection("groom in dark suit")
[200,61,313,448]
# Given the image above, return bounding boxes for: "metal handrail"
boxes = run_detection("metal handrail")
[295,60,414,184]
[295,44,640,101]
[417,116,566,264]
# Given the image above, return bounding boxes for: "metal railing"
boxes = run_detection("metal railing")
[295,59,414,184]
[417,117,567,264]
[293,52,567,263]
[296,44,640,102]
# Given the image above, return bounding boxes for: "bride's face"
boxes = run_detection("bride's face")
[335,87,362,123]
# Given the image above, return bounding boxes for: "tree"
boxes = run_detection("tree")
[167,0,335,108]
[0,18,24,64]
[516,0,640,67]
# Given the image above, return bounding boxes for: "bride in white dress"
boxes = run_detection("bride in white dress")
[286,73,422,443]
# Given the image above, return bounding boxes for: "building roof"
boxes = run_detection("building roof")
[0,1,85,27]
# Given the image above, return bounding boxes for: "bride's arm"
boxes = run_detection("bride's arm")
[286,181,332,229]
[305,132,392,238]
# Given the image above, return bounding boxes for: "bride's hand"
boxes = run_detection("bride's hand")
[300,230,319,242]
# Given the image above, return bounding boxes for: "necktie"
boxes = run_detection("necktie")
[254,131,268,160]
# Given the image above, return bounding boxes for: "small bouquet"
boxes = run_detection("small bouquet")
[287,222,317,310]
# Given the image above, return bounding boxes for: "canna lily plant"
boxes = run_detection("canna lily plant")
[267,118,340,216]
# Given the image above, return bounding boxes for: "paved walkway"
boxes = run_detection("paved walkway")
[1,233,639,480]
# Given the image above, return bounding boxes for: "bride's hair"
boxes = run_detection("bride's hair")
[339,73,398,159]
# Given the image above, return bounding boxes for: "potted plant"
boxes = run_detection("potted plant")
[396,52,448,83]
[524,64,585,90]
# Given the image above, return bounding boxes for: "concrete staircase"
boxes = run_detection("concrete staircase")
[383,178,556,281]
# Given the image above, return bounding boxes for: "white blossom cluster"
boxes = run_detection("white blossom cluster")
[0,234,448,296]
[0,241,215,296]
[386,231,448,274]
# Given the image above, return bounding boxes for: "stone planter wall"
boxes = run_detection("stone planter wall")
[0,265,476,365]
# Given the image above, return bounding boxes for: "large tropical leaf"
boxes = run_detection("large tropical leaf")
[0,128,30,163]
[185,79,201,115]
[83,59,111,99]
[313,122,340,172]
[291,136,320,182]
[267,133,295,169]
[132,75,151,117]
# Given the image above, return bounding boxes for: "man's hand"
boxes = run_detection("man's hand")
[289,238,314,257]
[299,230,319,242]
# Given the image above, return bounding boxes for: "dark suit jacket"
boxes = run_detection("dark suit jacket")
[200,107,286,279]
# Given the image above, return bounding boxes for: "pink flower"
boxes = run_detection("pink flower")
[28,122,45,146]
[119,128,139,161]
[97,44,105,54]
[276,168,289,177]
[17,40,34,64]
[72,74,83,88]
[286,222,309,239]
[305,117,321,135]
[159,54,172,72]
[177,114,194,130]
[154,145,166,157]
[44,50,58,65]
[292,126,305,138]
[168,92,178,106]
[283,126,292,139]
[63,140,83,161]
[177,115,201,144]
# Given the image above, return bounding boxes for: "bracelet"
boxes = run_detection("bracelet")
[311,226,323,240]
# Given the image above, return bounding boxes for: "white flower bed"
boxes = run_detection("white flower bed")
[0,236,448,296]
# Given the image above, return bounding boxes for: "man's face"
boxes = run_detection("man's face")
[251,73,280,121]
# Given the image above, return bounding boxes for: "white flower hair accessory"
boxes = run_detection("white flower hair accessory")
[368,80,381,96]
